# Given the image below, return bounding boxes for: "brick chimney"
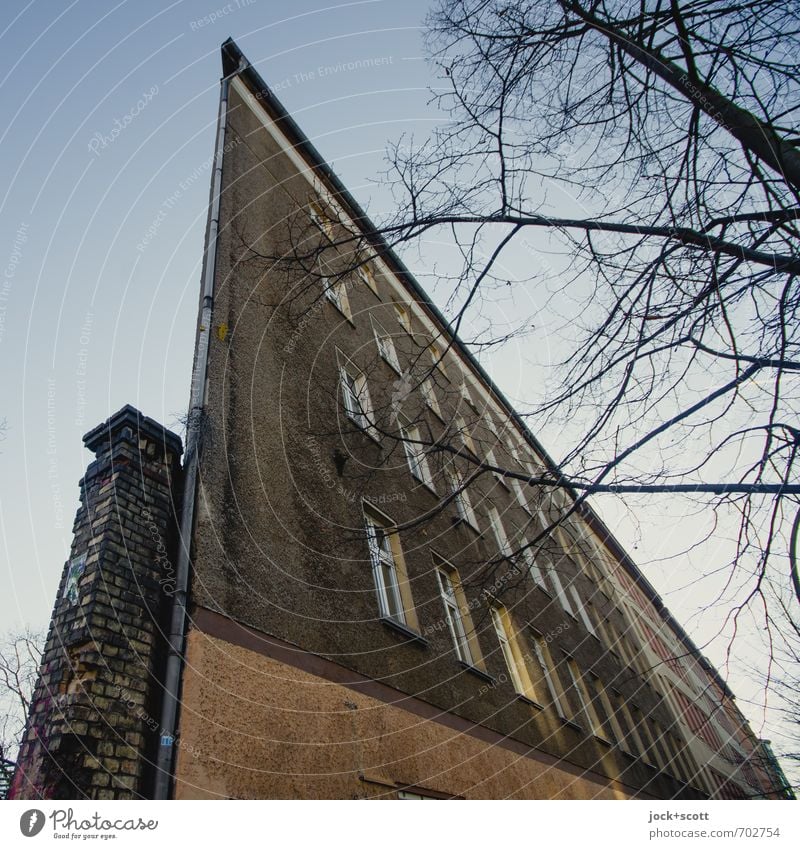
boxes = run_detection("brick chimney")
[10,406,182,800]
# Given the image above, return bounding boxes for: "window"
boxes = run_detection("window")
[453,415,477,456]
[460,379,474,408]
[517,537,548,590]
[436,564,474,665]
[323,275,351,319]
[531,635,569,719]
[649,719,673,771]
[509,475,530,513]
[632,706,662,767]
[419,378,442,418]
[569,585,597,636]
[371,318,401,373]
[364,509,417,628]
[394,301,412,333]
[358,264,379,295]
[339,361,377,437]
[565,657,605,738]
[429,342,448,377]
[400,422,435,490]
[593,678,625,745]
[309,201,333,238]
[448,470,479,531]
[548,565,576,618]
[490,605,538,701]
[613,693,646,756]
[486,506,512,557]
[484,445,509,488]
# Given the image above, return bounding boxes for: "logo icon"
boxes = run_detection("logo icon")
[20,810,45,837]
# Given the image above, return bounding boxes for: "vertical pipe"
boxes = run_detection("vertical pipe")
[153,57,245,800]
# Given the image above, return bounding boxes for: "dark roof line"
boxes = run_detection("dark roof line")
[218,38,733,702]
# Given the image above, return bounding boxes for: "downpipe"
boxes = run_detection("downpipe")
[153,57,246,800]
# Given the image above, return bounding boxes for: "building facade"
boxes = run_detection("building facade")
[10,39,791,801]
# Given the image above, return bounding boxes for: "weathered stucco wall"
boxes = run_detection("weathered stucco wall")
[181,68,698,799]
[174,626,642,800]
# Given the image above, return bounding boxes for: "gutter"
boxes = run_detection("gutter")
[152,51,247,800]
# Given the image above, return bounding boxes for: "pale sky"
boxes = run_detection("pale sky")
[0,0,794,778]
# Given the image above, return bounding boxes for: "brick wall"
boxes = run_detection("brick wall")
[10,406,182,800]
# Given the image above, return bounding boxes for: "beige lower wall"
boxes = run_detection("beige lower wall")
[173,626,637,799]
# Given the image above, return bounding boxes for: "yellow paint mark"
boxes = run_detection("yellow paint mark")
[217,323,228,341]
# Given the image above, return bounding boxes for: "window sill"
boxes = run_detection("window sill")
[325,297,355,327]
[560,717,584,733]
[515,693,545,710]
[411,476,438,497]
[345,415,382,446]
[381,354,402,375]
[452,515,480,535]
[380,617,429,647]
[459,661,494,683]
[426,403,445,424]
[593,734,612,747]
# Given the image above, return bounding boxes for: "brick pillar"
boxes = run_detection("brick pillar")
[10,406,183,800]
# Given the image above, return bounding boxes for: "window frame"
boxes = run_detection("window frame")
[486,506,513,558]
[490,605,539,703]
[323,275,352,319]
[339,357,378,440]
[436,566,474,666]
[363,507,419,631]
[448,470,479,532]
[394,301,412,334]
[531,634,570,720]
[419,377,442,419]
[358,264,379,296]
[548,564,577,619]
[400,420,436,491]
[371,317,401,373]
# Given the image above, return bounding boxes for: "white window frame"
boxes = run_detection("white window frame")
[309,201,333,238]
[519,539,548,591]
[358,264,379,295]
[569,584,597,635]
[419,378,442,418]
[532,636,569,720]
[449,471,479,531]
[484,444,509,489]
[437,568,473,665]
[429,341,447,377]
[401,422,435,490]
[371,317,401,373]
[323,274,351,319]
[564,656,605,735]
[454,415,477,456]
[487,506,512,557]
[365,515,406,624]
[460,379,475,409]
[509,475,530,513]
[340,364,376,436]
[548,565,577,618]
[394,301,412,333]
[491,607,527,695]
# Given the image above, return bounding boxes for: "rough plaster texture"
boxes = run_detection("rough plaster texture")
[182,72,698,800]
[175,628,644,800]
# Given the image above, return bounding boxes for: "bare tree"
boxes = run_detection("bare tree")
[253,0,800,663]
[0,630,43,798]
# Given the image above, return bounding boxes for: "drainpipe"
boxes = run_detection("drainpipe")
[153,55,246,800]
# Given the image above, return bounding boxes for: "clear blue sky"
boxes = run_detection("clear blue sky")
[0,0,792,773]
[0,0,435,631]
